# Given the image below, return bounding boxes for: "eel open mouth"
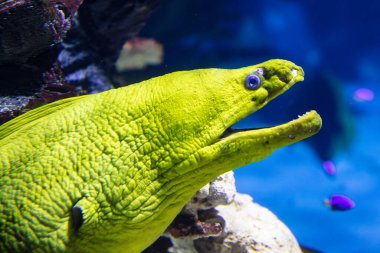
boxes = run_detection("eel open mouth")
[196,110,322,181]
[219,110,322,144]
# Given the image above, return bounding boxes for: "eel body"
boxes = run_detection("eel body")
[0,59,322,252]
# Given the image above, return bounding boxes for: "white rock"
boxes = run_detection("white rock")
[168,173,302,253]
[185,171,236,212]
[208,193,302,253]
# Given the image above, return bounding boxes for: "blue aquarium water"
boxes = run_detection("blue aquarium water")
[139,0,380,252]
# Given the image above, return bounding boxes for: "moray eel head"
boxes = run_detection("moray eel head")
[159,59,321,179]
[198,59,321,171]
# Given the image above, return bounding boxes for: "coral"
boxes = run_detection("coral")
[0,0,160,123]
[0,0,82,123]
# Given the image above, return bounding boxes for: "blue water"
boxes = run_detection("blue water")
[139,0,380,252]
[234,108,380,252]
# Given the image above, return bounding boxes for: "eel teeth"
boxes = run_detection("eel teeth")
[297,111,310,119]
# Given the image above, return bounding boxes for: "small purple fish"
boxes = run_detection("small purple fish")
[325,194,355,211]
[322,160,337,176]
[353,88,374,102]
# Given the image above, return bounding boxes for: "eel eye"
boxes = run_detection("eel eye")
[245,74,261,90]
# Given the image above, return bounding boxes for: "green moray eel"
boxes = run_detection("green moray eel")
[0,59,322,252]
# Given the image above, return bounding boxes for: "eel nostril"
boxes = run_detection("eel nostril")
[279,75,289,83]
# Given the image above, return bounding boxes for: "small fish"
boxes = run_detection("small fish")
[322,160,336,176]
[325,194,355,211]
[353,88,374,102]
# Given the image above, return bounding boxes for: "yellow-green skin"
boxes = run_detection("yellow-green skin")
[0,59,322,252]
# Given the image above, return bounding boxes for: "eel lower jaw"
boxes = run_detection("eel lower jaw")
[194,110,321,179]
[219,110,322,144]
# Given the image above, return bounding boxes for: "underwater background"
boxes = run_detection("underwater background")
[124,0,380,252]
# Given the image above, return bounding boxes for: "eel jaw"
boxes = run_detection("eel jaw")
[192,110,321,182]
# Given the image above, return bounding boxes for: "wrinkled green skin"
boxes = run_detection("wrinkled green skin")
[0,59,321,252]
